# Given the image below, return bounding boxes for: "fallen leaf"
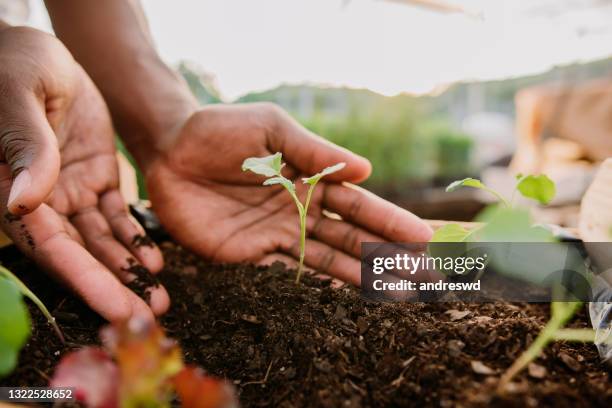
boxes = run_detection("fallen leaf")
[527,362,547,379]
[472,316,493,324]
[241,315,261,324]
[559,352,581,372]
[445,309,471,321]
[470,360,495,375]
[447,340,465,357]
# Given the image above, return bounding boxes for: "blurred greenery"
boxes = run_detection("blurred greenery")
[240,84,474,190]
[120,56,612,199]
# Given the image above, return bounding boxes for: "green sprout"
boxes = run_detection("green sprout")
[242,153,345,283]
[0,265,64,344]
[498,301,594,391]
[0,277,29,377]
[433,174,597,390]
[432,174,556,243]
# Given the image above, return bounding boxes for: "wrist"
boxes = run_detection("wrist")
[110,52,198,170]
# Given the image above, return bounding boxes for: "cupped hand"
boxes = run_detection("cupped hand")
[0,26,169,321]
[145,103,433,285]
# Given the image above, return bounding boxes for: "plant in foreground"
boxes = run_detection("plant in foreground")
[0,265,64,378]
[242,152,345,283]
[432,175,597,391]
[0,276,29,378]
[51,318,237,408]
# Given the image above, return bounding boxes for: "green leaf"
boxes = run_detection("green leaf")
[516,174,556,205]
[302,162,346,185]
[0,278,31,377]
[430,224,471,242]
[263,176,295,194]
[473,206,556,242]
[446,178,487,192]
[241,153,283,177]
[446,177,509,206]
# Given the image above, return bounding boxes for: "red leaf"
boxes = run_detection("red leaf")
[100,318,183,406]
[50,347,119,408]
[174,366,238,408]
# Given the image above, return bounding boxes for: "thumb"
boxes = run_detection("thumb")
[274,108,372,183]
[0,91,60,215]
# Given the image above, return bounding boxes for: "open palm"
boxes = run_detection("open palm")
[0,29,168,321]
[146,104,432,285]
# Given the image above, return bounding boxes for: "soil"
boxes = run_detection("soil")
[1,242,610,407]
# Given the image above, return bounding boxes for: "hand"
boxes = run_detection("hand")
[0,26,169,321]
[144,103,433,285]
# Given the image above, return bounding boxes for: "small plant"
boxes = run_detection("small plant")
[0,277,30,378]
[51,318,237,408]
[0,265,64,378]
[432,174,597,391]
[432,174,556,242]
[242,152,345,283]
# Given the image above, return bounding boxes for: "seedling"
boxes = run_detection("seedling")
[0,277,30,378]
[0,265,64,377]
[0,265,64,343]
[51,318,236,408]
[433,174,597,390]
[242,153,345,283]
[432,174,556,243]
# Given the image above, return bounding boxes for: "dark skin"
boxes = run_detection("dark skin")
[0,1,432,321]
[0,26,168,321]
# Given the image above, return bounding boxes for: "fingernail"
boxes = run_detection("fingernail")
[7,169,31,209]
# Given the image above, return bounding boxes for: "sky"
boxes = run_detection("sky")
[28,0,612,100]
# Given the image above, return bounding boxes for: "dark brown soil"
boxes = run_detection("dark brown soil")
[132,234,155,248]
[1,242,610,407]
[123,257,160,304]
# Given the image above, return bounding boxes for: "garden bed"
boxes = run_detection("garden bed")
[1,242,610,407]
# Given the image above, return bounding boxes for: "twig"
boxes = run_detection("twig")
[242,359,275,386]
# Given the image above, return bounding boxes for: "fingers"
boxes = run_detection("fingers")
[268,105,372,183]
[70,207,170,316]
[284,238,361,286]
[36,229,155,323]
[323,183,433,243]
[99,190,163,273]
[256,253,298,268]
[0,91,61,215]
[0,198,148,322]
[308,216,384,258]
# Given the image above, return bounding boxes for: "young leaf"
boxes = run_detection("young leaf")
[263,176,295,194]
[516,174,556,205]
[446,178,509,207]
[173,366,238,408]
[241,153,283,177]
[429,224,471,242]
[302,162,346,185]
[474,206,556,242]
[0,279,30,377]
[446,177,486,192]
[50,347,119,408]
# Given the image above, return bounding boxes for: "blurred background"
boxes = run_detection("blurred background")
[5,0,612,225]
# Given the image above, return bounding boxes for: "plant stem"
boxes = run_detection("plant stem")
[553,328,596,342]
[296,214,306,283]
[0,265,65,344]
[497,316,560,391]
[497,301,582,392]
[484,187,510,208]
[295,184,316,283]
